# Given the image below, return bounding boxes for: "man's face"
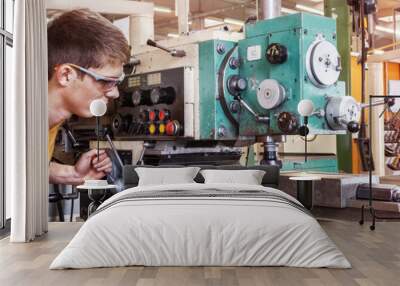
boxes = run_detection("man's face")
[63,63,124,118]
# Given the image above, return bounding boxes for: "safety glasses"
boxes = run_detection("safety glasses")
[68,63,125,91]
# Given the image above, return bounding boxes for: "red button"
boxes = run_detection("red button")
[166,120,180,136]
[149,110,157,121]
[159,110,166,121]
[166,121,176,136]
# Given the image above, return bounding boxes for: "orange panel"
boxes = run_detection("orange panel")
[351,57,362,102]
[351,56,362,174]
[384,62,400,95]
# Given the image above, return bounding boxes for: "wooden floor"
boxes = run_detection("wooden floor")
[1,216,400,286]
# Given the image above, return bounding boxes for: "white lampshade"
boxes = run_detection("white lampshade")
[90,99,107,117]
[297,99,315,117]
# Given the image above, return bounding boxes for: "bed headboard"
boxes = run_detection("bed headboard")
[122,165,280,190]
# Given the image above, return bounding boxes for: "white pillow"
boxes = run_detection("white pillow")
[135,167,200,186]
[200,169,265,185]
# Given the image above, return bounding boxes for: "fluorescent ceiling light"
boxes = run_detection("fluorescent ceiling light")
[204,17,224,27]
[154,6,173,13]
[350,51,360,57]
[281,7,297,14]
[224,18,244,26]
[167,33,179,38]
[375,25,400,36]
[379,16,394,23]
[295,4,324,16]
[372,49,385,55]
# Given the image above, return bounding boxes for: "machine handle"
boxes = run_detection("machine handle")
[146,39,186,58]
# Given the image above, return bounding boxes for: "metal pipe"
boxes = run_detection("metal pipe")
[359,0,367,139]
[259,0,281,20]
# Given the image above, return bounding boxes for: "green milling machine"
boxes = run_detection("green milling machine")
[111,2,361,169]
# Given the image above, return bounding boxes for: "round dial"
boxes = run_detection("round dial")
[130,90,151,106]
[150,87,176,105]
[325,96,360,130]
[306,37,341,88]
[131,90,143,106]
[111,114,132,134]
[277,112,299,133]
[257,79,286,110]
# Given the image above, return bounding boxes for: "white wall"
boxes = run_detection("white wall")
[282,135,337,154]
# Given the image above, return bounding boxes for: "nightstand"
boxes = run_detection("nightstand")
[289,176,321,210]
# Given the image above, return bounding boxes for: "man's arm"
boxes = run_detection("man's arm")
[49,162,85,185]
[49,149,112,185]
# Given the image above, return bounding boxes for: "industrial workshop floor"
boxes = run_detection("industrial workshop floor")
[1,209,400,286]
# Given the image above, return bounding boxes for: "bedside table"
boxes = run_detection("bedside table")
[289,176,321,210]
[77,185,116,216]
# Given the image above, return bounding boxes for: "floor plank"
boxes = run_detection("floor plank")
[1,217,399,286]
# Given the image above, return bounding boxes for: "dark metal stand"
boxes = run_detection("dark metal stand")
[87,189,108,216]
[297,181,313,210]
[96,117,100,163]
[359,95,400,230]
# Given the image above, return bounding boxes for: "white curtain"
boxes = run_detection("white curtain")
[7,0,49,242]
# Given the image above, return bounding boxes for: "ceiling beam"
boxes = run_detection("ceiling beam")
[155,1,253,27]
[46,0,154,16]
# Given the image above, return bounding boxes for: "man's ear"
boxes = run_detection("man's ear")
[55,65,78,87]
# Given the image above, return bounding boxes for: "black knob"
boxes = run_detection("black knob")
[298,125,309,136]
[227,75,247,96]
[277,112,298,133]
[347,121,360,133]
[266,43,288,64]
[150,87,176,105]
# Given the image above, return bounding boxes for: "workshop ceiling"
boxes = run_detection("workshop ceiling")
[140,0,400,48]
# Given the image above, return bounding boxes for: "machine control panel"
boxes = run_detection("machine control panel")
[112,67,186,139]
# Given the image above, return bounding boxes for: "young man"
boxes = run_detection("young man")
[47,9,130,185]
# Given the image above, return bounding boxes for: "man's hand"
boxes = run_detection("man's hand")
[74,149,113,180]
[49,149,113,185]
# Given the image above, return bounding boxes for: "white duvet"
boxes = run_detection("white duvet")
[50,183,351,269]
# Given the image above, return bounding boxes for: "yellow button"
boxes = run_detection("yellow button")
[149,123,156,135]
[159,123,165,134]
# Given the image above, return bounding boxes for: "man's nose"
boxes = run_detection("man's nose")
[105,86,120,99]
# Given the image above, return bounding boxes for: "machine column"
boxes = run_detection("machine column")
[324,0,353,173]
[129,14,154,54]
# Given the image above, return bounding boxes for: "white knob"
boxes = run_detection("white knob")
[297,99,315,117]
[90,99,107,117]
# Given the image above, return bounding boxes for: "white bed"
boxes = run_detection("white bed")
[50,183,351,269]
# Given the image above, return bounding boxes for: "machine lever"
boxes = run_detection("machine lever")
[62,123,80,148]
[237,97,270,124]
[105,134,124,169]
[146,39,186,58]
